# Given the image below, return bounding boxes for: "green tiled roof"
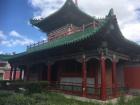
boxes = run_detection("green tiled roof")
[0,55,13,61]
[28,20,107,53]
[9,17,110,60]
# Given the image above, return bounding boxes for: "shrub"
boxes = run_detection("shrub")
[0,90,13,97]
[0,91,49,105]
[25,82,42,95]
[31,93,48,104]
[0,94,35,105]
[117,95,126,105]
[126,97,140,105]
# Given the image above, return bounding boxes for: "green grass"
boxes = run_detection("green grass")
[47,92,100,105]
[0,91,99,105]
[0,91,140,105]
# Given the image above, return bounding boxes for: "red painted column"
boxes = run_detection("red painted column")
[9,64,13,80]
[100,53,107,100]
[82,55,87,97]
[47,64,51,83]
[112,56,117,97]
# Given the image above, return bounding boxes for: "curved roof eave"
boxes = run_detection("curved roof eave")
[30,0,96,33]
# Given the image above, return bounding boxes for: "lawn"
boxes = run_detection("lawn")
[0,91,140,105]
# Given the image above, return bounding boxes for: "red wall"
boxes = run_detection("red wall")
[4,70,20,80]
[124,66,140,89]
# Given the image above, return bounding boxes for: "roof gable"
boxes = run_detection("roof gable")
[30,0,95,33]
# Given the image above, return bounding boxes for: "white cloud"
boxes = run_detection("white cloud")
[28,0,140,44]
[0,51,4,54]
[28,0,65,18]
[0,30,7,40]
[9,30,22,38]
[0,30,34,47]
[40,36,47,41]
[122,21,140,42]
[2,38,34,47]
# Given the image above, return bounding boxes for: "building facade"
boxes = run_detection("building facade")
[0,55,21,80]
[7,0,140,100]
[0,61,10,80]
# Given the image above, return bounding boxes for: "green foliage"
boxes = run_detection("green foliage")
[25,82,42,94]
[125,97,140,105]
[0,80,48,94]
[31,93,48,104]
[117,95,126,105]
[0,80,11,89]
[47,92,100,105]
[0,94,35,105]
[0,91,13,97]
[1,90,140,105]
[24,81,48,94]
[0,92,48,105]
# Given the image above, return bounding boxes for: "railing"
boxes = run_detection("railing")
[27,21,100,50]
[48,24,81,41]
[0,80,129,100]
[27,40,48,49]
[47,81,129,99]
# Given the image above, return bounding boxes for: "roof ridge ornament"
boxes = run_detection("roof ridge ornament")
[75,0,78,6]
[108,8,114,17]
[66,0,78,6]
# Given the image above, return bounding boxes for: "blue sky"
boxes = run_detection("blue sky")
[0,0,46,54]
[0,0,140,54]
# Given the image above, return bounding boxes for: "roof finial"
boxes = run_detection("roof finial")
[108,8,114,16]
[75,0,78,6]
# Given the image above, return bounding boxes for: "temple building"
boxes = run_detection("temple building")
[6,0,140,100]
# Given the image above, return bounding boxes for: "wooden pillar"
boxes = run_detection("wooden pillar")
[13,66,17,80]
[82,55,87,97]
[100,53,107,100]
[19,68,23,80]
[9,64,13,80]
[112,55,117,97]
[22,67,25,80]
[47,64,51,83]
[57,62,62,82]
[38,65,42,81]
[95,67,98,96]
[26,65,30,81]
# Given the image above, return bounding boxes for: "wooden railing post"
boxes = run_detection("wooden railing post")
[95,67,99,96]
[112,55,118,97]
[25,65,30,81]
[82,54,87,97]
[100,52,107,100]
[47,63,51,83]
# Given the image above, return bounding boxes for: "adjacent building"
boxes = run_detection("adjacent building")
[0,55,21,80]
